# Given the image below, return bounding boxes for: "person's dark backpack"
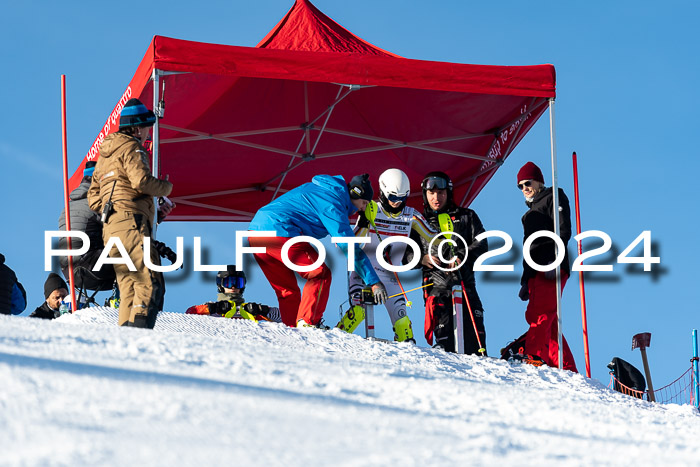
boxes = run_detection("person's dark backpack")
[500,331,528,360]
[607,357,646,399]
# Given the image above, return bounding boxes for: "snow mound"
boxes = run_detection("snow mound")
[1,308,698,465]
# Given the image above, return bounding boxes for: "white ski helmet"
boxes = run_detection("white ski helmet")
[378,168,410,203]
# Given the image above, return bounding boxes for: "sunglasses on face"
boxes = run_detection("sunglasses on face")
[386,193,408,202]
[422,177,449,191]
[517,180,534,190]
[217,275,246,290]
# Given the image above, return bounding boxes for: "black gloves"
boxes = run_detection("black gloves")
[242,302,270,317]
[208,300,233,315]
[518,283,529,301]
[152,240,179,265]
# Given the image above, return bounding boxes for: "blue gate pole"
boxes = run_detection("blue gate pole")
[693,329,699,410]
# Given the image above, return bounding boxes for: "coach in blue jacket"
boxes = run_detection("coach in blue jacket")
[248,174,387,327]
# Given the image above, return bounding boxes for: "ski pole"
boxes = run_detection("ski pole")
[438,213,485,356]
[365,201,412,306]
[573,151,591,378]
[388,283,433,299]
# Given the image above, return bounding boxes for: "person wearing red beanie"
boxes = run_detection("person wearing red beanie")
[516,162,578,372]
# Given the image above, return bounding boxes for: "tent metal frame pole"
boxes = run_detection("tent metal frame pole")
[499,98,536,159]
[271,129,308,200]
[269,84,350,197]
[320,128,491,162]
[464,160,501,182]
[323,127,491,146]
[271,83,342,200]
[459,97,544,206]
[175,186,288,201]
[172,199,253,217]
[461,133,501,205]
[159,125,302,158]
[160,126,300,144]
[549,98,564,370]
[152,69,161,237]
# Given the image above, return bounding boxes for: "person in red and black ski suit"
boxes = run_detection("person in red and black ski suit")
[420,171,488,354]
[517,161,578,372]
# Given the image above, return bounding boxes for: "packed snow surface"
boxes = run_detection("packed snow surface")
[1,308,698,466]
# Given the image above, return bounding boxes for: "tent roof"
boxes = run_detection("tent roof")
[256,0,400,56]
[71,0,555,221]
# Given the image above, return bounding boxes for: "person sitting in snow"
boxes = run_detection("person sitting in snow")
[0,253,27,316]
[186,266,281,322]
[30,273,69,319]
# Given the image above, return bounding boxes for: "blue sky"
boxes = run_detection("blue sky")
[1,1,698,388]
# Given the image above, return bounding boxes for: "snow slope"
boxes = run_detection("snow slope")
[1,309,698,466]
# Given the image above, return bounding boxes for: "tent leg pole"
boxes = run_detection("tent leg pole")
[548,98,564,370]
[152,69,161,238]
[61,75,78,314]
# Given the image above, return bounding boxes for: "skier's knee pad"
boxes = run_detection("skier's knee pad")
[393,315,414,342]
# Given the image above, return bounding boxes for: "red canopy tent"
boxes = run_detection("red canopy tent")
[69,0,557,222]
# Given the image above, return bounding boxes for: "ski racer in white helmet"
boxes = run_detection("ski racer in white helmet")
[346,168,438,343]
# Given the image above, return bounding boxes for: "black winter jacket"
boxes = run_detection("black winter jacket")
[521,187,571,285]
[422,204,488,291]
[0,254,26,315]
[58,178,104,270]
[29,302,60,320]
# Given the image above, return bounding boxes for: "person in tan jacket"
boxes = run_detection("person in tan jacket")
[88,98,173,328]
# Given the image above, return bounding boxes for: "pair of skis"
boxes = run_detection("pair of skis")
[437,213,486,356]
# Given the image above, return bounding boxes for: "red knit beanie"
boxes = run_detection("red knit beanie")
[517,162,544,184]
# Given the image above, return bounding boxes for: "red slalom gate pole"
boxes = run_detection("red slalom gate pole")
[61,75,77,314]
[572,151,591,377]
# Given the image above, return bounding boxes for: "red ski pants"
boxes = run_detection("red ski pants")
[249,236,331,327]
[525,272,578,372]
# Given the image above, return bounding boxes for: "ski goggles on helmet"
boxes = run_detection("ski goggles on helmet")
[422,176,449,191]
[216,275,246,290]
[386,193,408,202]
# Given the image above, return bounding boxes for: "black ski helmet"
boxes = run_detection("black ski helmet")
[421,171,454,212]
[347,173,374,201]
[216,265,246,293]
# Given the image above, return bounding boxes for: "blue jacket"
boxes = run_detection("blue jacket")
[249,175,380,286]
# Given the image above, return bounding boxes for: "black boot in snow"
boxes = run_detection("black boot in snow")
[131,314,148,328]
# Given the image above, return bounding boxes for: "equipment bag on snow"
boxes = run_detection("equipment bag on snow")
[607,357,646,399]
[500,331,528,360]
